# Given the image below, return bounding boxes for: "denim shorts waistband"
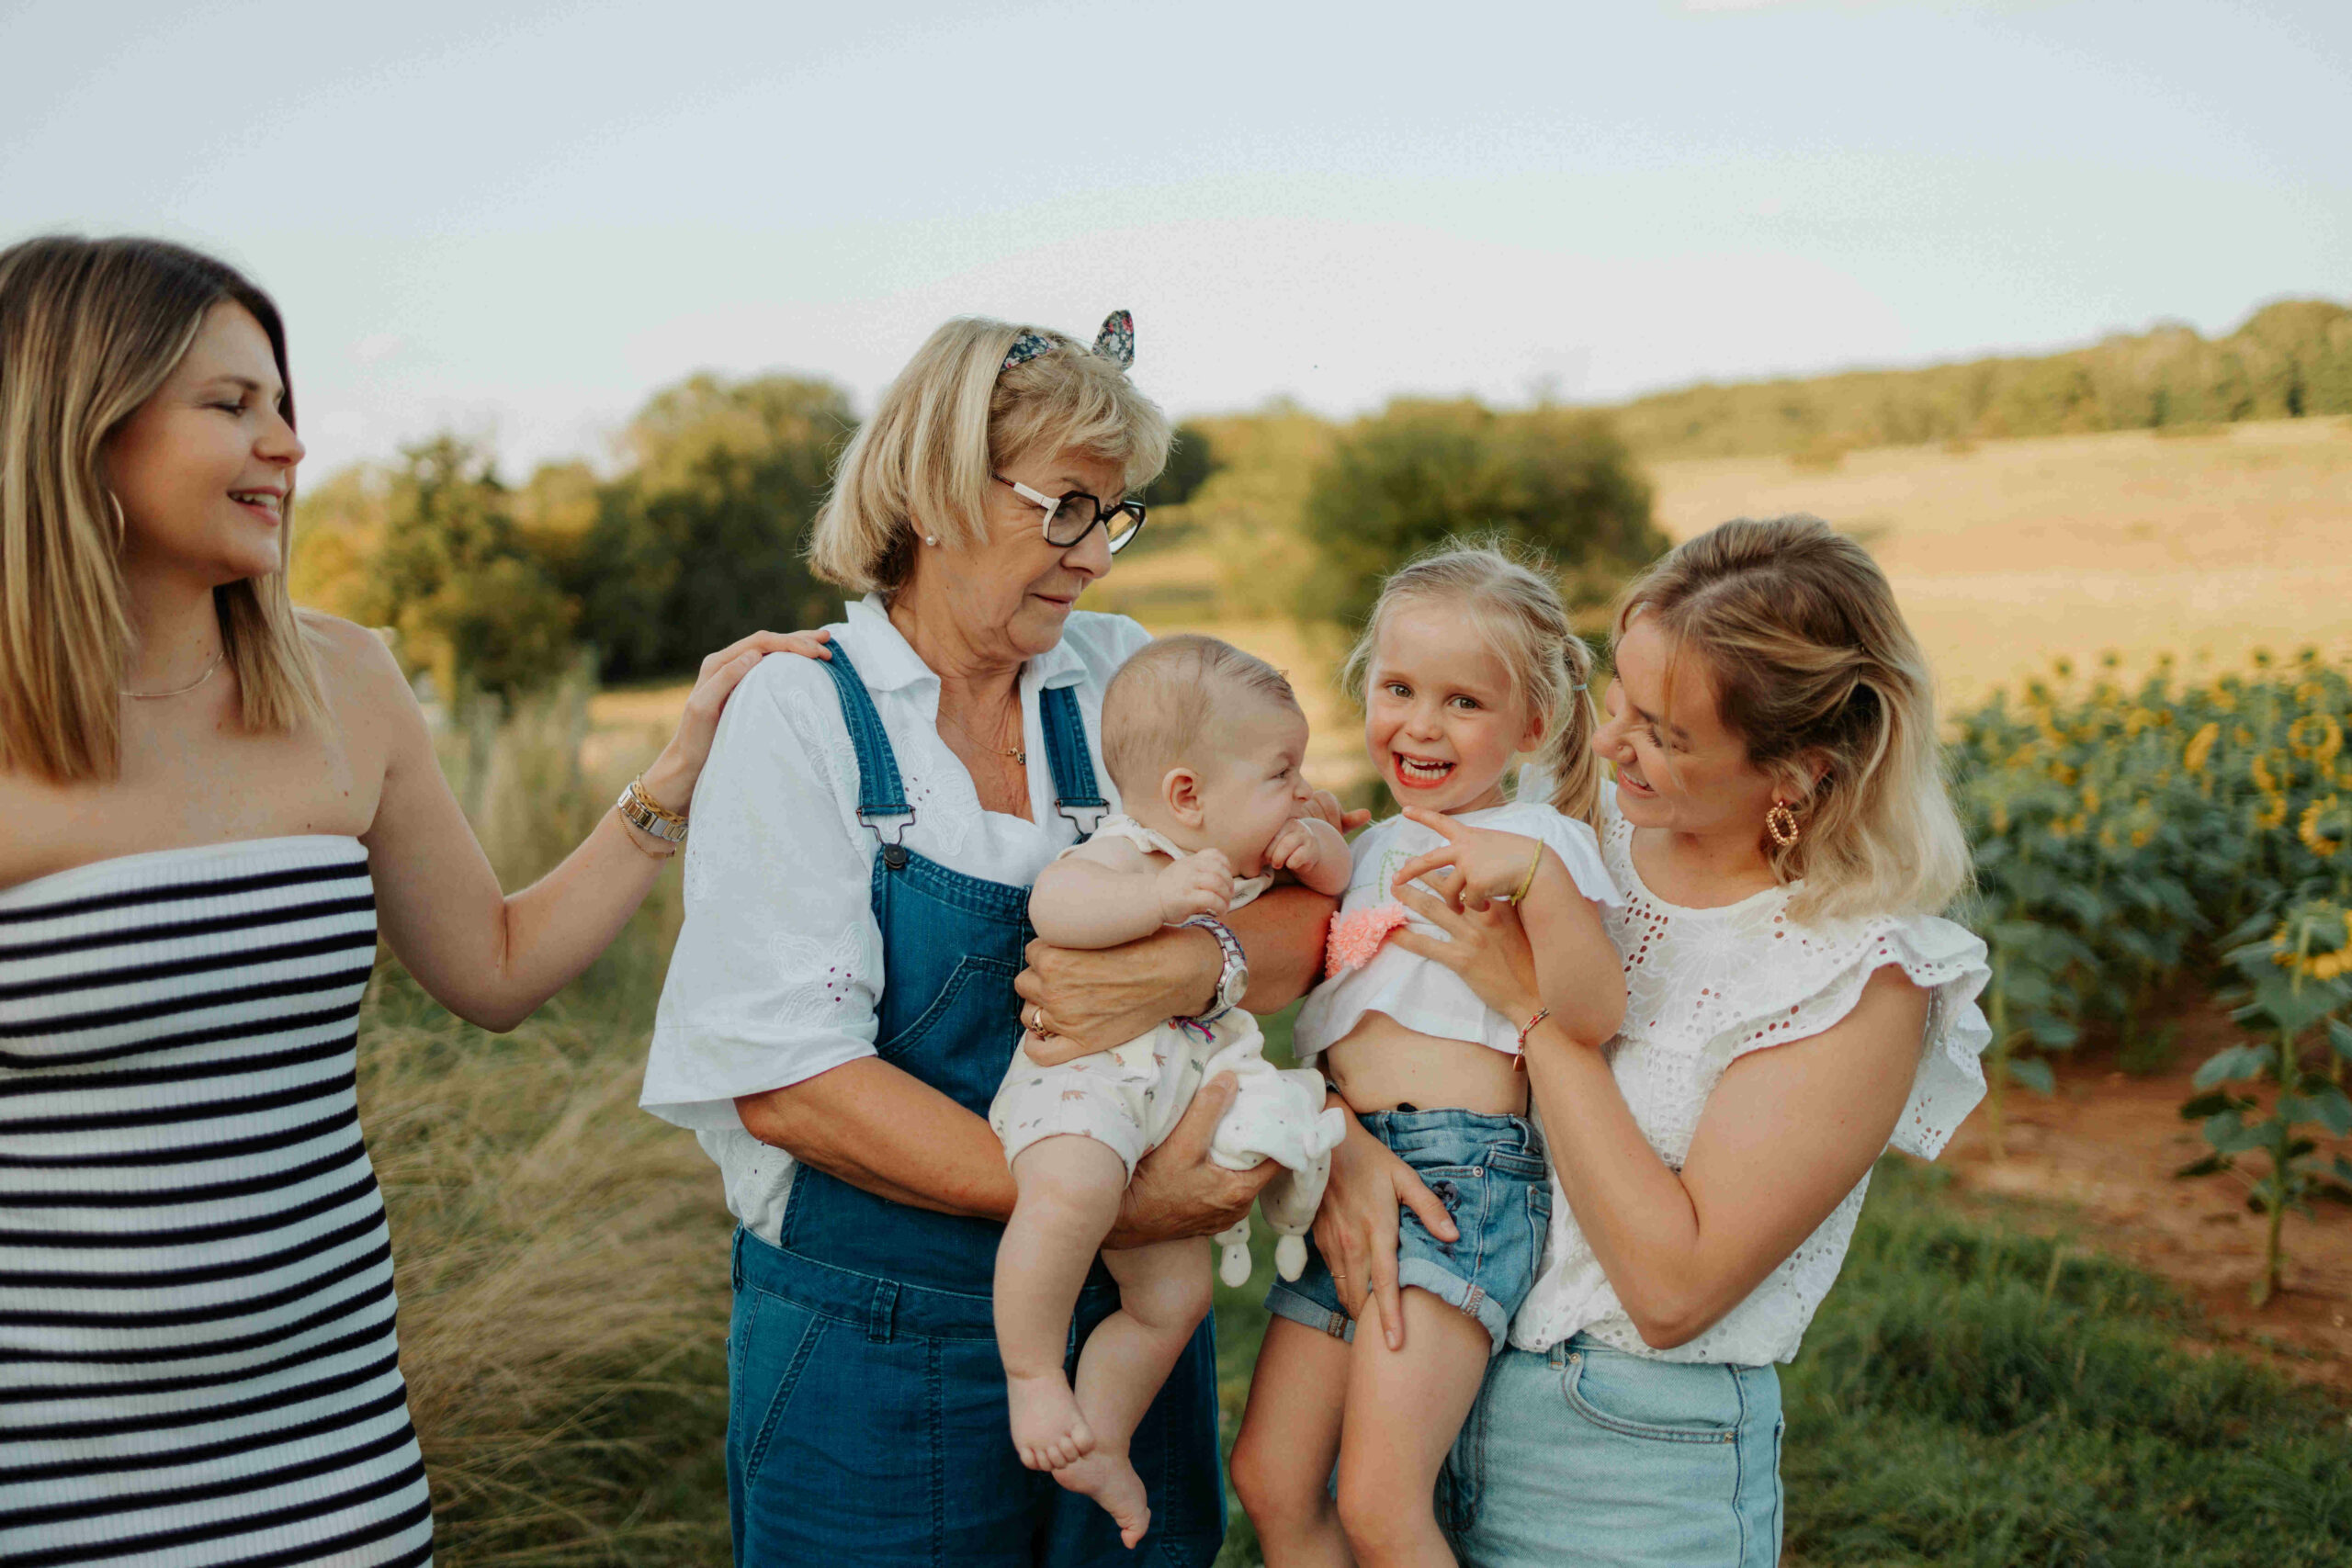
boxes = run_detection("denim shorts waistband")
[1357,1106,1544,1156]
[734,1227,1115,1343]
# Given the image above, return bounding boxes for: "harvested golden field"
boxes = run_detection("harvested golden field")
[1647,415,2352,706]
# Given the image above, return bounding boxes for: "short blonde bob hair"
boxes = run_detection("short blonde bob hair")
[1341,539,1605,827]
[808,315,1173,594]
[0,235,325,783]
[1614,515,1970,922]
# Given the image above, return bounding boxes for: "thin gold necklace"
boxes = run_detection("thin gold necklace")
[121,649,225,700]
[940,693,1026,766]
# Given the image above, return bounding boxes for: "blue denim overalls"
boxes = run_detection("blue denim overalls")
[725,642,1226,1566]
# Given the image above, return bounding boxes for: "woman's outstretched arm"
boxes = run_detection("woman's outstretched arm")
[349,620,831,1031]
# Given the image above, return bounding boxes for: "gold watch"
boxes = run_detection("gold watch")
[616,778,689,844]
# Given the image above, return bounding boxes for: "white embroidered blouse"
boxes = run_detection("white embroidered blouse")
[1509,793,1992,1365]
[639,595,1151,1246]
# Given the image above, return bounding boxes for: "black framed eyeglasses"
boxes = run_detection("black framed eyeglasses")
[994,475,1148,554]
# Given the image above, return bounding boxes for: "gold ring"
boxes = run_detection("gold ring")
[1031,1007,1046,1032]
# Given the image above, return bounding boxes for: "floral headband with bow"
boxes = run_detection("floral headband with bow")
[1001,309,1135,375]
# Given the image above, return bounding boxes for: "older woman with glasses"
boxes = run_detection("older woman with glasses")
[641,313,1344,1566]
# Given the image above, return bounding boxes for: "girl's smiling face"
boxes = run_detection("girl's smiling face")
[1363,600,1543,816]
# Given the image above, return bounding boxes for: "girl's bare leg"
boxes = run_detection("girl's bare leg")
[1051,1235,1213,1549]
[1333,1290,1490,1568]
[1230,1315,1357,1568]
[998,1136,1127,1472]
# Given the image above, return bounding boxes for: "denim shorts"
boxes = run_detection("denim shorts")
[1263,1107,1549,1354]
[1439,1336,1783,1567]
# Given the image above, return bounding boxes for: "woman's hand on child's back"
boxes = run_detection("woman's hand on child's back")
[1157,850,1234,925]
[1390,808,1543,912]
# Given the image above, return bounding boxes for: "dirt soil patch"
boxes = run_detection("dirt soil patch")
[1938,993,2352,1393]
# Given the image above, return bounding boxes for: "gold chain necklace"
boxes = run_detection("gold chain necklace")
[120,649,225,700]
[939,693,1026,767]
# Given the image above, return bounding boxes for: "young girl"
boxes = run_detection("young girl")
[1230,544,1629,1568]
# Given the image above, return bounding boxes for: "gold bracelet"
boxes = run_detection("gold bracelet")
[619,823,678,861]
[1506,841,1544,905]
[616,779,689,843]
[630,776,688,827]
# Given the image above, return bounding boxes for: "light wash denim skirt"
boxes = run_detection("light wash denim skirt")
[1439,1334,1783,1568]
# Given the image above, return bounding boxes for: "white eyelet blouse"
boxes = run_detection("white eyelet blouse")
[1508,792,1993,1365]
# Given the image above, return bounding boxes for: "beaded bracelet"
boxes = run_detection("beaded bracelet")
[1512,1005,1553,1068]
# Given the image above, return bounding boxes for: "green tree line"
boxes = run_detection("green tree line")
[1607,297,2352,459]
[292,378,1241,695]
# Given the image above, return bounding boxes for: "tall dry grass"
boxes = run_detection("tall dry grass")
[359,678,734,1564]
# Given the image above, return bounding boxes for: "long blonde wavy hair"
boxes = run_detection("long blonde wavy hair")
[0,235,325,782]
[1343,539,1604,825]
[1614,515,1969,920]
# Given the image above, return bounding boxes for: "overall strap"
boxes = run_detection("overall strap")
[1038,682,1108,840]
[816,642,917,859]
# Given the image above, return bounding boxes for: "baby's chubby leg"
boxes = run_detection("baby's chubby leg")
[998,1134,1129,1472]
[1055,1235,1213,1549]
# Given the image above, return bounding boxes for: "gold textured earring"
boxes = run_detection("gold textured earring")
[1765,801,1802,849]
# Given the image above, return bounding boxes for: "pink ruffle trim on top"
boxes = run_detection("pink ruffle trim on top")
[1326,902,1412,976]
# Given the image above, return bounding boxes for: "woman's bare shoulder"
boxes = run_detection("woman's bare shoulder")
[300,612,420,720]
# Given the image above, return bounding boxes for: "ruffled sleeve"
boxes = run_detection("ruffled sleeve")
[1712,913,1992,1159]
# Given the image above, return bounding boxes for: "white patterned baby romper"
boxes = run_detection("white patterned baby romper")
[989,816,1346,1284]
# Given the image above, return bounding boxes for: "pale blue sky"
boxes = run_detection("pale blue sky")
[5,0,2344,475]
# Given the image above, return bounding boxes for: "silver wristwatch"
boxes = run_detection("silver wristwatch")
[1181,914,1248,1027]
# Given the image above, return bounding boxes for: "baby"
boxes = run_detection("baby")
[989,634,1350,1548]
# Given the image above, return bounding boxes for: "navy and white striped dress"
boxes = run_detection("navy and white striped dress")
[0,836,433,1567]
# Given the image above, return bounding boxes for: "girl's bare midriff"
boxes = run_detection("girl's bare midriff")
[1320,1010,1528,1117]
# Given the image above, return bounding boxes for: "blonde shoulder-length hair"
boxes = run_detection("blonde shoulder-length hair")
[1615,515,1970,922]
[808,315,1173,594]
[0,234,326,782]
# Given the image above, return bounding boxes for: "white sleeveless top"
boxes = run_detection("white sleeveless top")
[1509,795,1992,1364]
[1057,815,1272,912]
[1293,800,1620,1063]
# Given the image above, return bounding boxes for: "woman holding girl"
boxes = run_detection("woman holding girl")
[1243,519,1989,1567]
[0,235,807,1567]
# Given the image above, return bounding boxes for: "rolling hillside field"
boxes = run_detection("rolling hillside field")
[1643,416,2352,707]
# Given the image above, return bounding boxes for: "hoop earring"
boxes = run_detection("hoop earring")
[104,490,128,546]
[1765,801,1802,849]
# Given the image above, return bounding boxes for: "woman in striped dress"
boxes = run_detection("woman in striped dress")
[0,236,819,1565]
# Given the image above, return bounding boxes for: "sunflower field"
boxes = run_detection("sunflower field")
[1951,649,2352,1303]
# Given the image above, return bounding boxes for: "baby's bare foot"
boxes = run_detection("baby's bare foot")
[1006,1371,1094,1471]
[1054,1448,1151,1549]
